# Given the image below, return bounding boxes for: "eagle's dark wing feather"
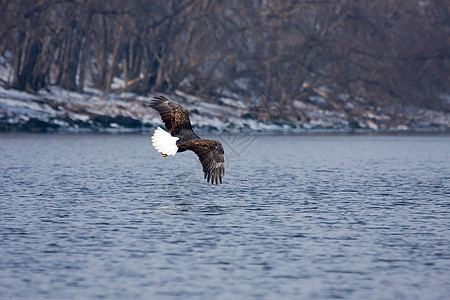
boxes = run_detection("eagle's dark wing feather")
[180,139,225,185]
[149,95,192,134]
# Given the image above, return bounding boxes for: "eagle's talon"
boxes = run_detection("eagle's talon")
[161,153,168,158]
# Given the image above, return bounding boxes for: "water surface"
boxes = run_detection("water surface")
[0,133,449,299]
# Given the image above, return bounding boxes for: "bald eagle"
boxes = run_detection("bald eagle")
[149,96,225,185]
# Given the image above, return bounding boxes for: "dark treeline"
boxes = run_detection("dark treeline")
[0,0,448,113]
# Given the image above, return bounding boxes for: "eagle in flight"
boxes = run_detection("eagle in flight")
[149,96,225,185]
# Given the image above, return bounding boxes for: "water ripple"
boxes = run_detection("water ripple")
[0,133,449,299]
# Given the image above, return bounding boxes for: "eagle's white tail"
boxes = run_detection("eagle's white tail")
[151,127,179,156]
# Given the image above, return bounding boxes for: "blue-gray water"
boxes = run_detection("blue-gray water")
[0,133,449,299]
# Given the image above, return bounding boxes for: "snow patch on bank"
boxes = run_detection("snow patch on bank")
[0,69,448,133]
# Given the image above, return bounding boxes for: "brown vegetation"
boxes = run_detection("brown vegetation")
[0,0,448,115]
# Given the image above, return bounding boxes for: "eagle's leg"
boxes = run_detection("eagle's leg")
[161,153,168,158]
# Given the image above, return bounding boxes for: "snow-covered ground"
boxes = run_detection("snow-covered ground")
[0,84,289,132]
[0,60,448,133]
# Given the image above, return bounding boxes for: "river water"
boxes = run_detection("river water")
[0,133,449,299]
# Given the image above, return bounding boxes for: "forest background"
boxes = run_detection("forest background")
[0,0,448,129]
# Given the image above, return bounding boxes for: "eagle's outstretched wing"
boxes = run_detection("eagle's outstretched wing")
[149,95,192,134]
[180,139,225,185]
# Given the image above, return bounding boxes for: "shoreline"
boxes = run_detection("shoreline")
[1,85,448,134]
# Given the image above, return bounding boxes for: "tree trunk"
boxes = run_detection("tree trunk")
[105,26,123,93]
[13,33,43,92]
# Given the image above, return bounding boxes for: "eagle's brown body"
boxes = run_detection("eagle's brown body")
[149,96,225,185]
